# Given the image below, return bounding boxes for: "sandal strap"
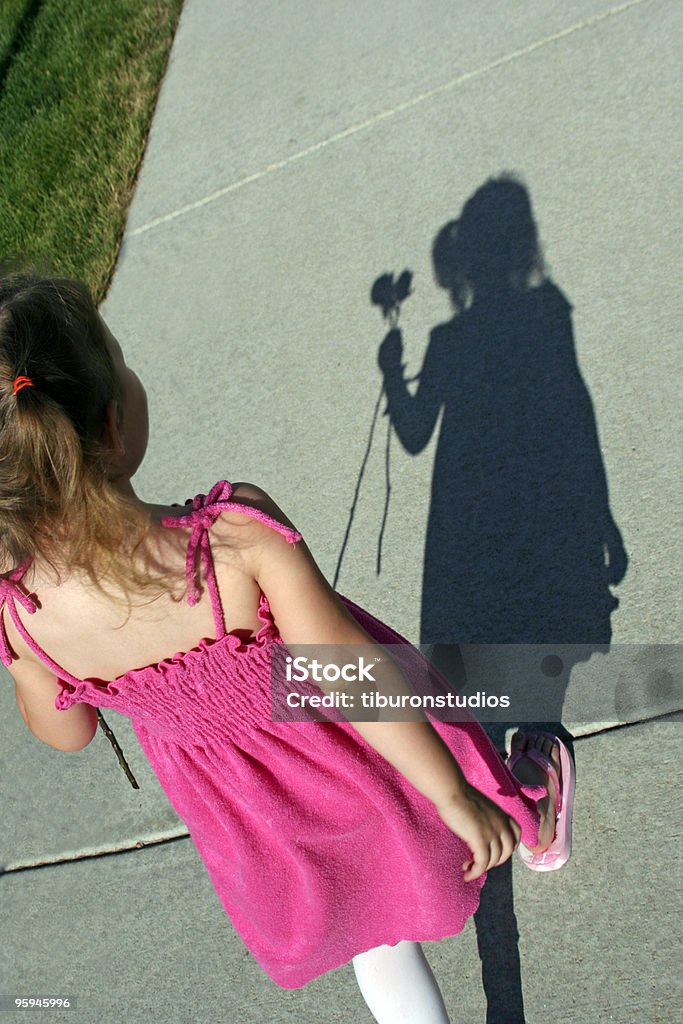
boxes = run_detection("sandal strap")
[507,746,562,817]
[523,747,562,817]
[506,750,526,774]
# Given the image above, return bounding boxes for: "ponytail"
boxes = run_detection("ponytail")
[0,272,176,605]
[8,382,85,534]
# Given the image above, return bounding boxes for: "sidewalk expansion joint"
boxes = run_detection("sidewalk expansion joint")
[129,0,648,239]
[0,827,189,876]
[3,707,679,875]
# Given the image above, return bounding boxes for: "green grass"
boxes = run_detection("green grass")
[0,0,30,65]
[0,0,184,302]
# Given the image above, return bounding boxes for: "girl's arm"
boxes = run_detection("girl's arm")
[8,655,99,751]
[229,483,522,881]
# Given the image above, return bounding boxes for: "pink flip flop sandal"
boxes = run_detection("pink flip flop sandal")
[506,731,576,872]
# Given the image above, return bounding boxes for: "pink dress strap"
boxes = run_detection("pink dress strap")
[0,481,301,684]
[0,559,86,687]
[161,480,302,640]
[0,559,39,667]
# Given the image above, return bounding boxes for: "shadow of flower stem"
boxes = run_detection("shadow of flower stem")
[333,271,414,588]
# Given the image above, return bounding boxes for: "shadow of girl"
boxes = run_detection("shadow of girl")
[378,174,626,653]
[377,174,627,1023]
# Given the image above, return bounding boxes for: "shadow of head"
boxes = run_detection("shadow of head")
[432,173,546,312]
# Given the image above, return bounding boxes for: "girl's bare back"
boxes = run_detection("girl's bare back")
[3,499,265,685]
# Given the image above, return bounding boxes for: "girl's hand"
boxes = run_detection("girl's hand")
[435,784,522,882]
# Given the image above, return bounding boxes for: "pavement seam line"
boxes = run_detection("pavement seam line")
[129,0,648,239]
[4,709,679,873]
[0,827,190,874]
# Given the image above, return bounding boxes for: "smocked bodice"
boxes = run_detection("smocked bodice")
[0,479,302,740]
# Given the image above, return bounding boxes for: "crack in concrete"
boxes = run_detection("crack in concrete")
[5,706,679,875]
[129,0,648,239]
[0,827,188,875]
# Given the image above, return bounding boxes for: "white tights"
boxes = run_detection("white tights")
[352,941,451,1023]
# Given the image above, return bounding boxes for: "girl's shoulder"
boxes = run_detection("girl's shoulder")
[185,480,303,582]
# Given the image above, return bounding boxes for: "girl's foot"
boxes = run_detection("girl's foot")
[508,731,561,854]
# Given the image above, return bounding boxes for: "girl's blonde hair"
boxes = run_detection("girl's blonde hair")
[0,269,176,605]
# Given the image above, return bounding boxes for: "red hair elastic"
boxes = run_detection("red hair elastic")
[13,375,34,395]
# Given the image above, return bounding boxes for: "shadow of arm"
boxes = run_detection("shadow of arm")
[378,327,445,454]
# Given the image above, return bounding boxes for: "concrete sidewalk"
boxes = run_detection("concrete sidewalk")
[2,1,682,1021]
[2,717,680,1023]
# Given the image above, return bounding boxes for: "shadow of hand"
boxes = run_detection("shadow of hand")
[604,521,628,585]
[378,328,403,374]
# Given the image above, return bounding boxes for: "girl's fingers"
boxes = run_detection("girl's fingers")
[490,835,504,868]
[464,825,521,879]
[466,838,499,881]
[461,813,525,880]
[463,840,488,880]
[472,845,489,878]
[500,830,517,865]
[509,817,522,845]
[502,820,521,861]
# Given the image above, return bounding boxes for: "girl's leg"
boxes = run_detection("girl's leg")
[352,940,452,1024]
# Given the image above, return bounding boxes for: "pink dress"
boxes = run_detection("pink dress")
[0,480,544,989]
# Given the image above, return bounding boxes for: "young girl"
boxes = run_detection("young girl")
[0,271,574,1024]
